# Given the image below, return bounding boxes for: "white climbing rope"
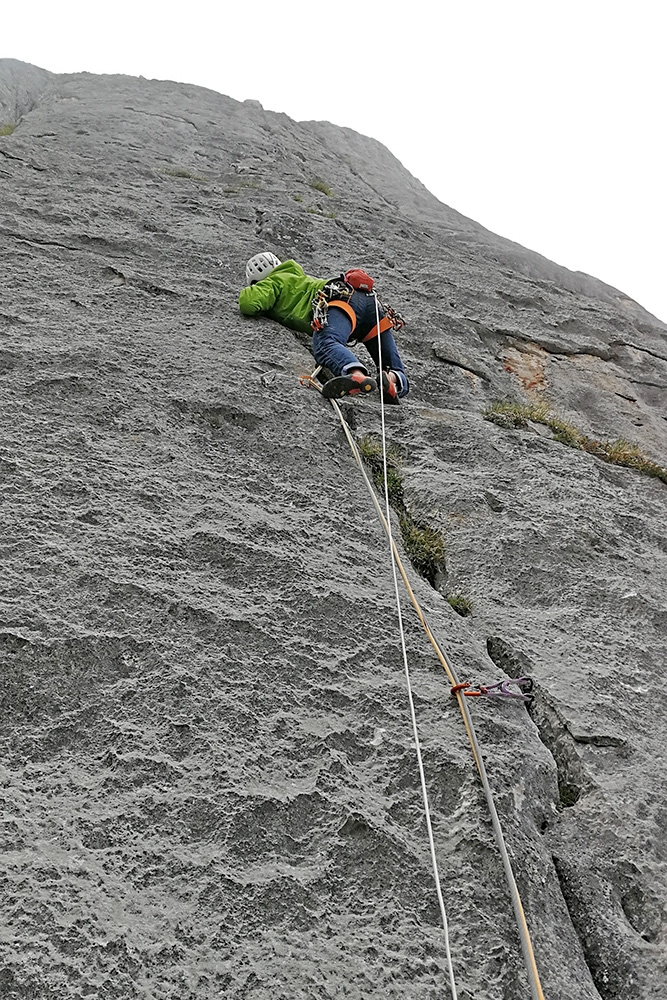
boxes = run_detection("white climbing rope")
[300,297,545,999]
[372,293,459,1000]
[331,399,546,1000]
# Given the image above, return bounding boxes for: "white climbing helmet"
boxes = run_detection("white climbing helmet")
[246,252,281,285]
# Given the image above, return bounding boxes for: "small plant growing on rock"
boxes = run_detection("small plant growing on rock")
[400,518,446,587]
[310,178,333,196]
[357,435,404,507]
[548,416,582,448]
[446,591,473,616]
[357,435,446,588]
[484,399,667,484]
[483,400,549,429]
[0,124,16,136]
[581,437,666,480]
[293,194,303,202]
[164,166,205,181]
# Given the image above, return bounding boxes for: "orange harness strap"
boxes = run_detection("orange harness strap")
[362,315,393,342]
[328,300,357,335]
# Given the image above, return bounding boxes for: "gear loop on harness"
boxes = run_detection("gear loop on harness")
[311,277,353,333]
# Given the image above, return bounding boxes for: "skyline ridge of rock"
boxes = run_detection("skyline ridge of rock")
[1,57,664,324]
[1,58,666,1000]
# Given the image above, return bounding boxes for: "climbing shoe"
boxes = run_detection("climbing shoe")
[380,370,401,405]
[321,370,377,399]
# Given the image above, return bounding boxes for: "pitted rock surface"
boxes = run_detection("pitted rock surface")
[1,59,666,1000]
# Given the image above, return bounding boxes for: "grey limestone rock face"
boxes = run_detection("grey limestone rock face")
[0,58,666,1000]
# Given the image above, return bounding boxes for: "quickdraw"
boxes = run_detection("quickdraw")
[451,677,534,703]
[311,278,352,333]
[381,304,406,332]
[299,365,323,391]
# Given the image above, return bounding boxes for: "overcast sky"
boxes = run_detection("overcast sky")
[5,0,666,323]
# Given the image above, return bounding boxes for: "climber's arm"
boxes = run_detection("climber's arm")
[238,278,278,316]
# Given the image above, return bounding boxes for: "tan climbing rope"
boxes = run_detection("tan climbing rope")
[299,329,546,1000]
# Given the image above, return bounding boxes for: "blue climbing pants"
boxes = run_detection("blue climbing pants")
[312,290,409,397]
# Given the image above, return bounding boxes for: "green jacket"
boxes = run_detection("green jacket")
[238,260,327,333]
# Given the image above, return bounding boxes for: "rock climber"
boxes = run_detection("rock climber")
[238,253,410,402]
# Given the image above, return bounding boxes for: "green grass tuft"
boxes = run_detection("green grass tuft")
[484,400,667,484]
[306,204,335,217]
[483,400,549,429]
[164,166,205,180]
[0,123,16,136]
[357,435,446,587]
[293,194,303,202]
[446,591,473,617]
[357,436,404,507]
[310,178,333,196]
[400,518,446,586]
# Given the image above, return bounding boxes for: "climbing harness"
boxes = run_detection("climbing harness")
[310,274,405,342]
[360,313,394,343]
[297,295,546,1000]
[452,677,534,703]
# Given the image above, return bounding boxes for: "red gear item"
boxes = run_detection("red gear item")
[344,268,375,292]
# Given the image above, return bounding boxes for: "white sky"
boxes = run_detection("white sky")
[4,0,666,323]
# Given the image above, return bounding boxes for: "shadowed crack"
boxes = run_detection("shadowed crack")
[566,730,628,750]
[612,341,667,364]
[486,637,592,809]
[432,342,490,380]
[552,855,644,1000]
[528,697,592,808]
[123,106,198,130]
[0,148,46,170]
[513,335,613,362]
[0,228,119,253]
[625,377,667,389]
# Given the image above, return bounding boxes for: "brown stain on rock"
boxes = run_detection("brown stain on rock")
[501,342,549,390]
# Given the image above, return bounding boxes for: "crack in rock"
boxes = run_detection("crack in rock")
[552,854,654,1000]
[123,106,198,130]
[432,342,490,380]
[486,637,592,809]
[0,147,47,170]
[612,341,667,364]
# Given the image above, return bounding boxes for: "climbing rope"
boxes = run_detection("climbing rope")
[373,293,460,1000]
[297,307,546,999]
[301,303,546,999]
[334,383,545,999]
